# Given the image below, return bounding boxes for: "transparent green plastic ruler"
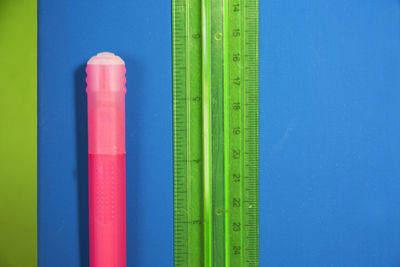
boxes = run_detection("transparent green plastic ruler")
[173,0,258,266]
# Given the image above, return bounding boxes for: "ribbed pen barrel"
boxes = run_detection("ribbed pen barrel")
[86,52,126,267]
[86,52,126,154]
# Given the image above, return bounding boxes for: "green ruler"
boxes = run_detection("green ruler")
[173,0,258,266]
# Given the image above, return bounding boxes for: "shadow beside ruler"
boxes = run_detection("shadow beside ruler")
[173,0,259,266]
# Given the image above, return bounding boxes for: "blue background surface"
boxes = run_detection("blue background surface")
[38,0,400,266]
[260,1,400,266]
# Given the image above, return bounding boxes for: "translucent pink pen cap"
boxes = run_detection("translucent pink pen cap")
[86,52,126,154]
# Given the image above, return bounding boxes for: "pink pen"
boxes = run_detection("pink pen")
[86,52,126,267]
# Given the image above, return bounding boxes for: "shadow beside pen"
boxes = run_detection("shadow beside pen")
[120,54,142,266]
[74,64,89,267]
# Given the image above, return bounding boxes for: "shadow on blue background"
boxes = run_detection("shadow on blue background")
[121,55,143,267]
[74,64,89,266]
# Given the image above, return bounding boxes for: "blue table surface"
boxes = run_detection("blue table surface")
[38,0,400,266]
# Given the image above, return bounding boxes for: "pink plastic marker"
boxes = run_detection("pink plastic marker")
[86,52,126,267]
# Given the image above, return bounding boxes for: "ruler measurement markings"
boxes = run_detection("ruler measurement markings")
[173,0,189,265]
[173,0,258,266]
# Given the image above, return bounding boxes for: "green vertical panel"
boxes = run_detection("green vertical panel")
[0,0,37,266]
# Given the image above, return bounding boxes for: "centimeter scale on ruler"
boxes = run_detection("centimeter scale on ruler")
[173,0,258,266]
